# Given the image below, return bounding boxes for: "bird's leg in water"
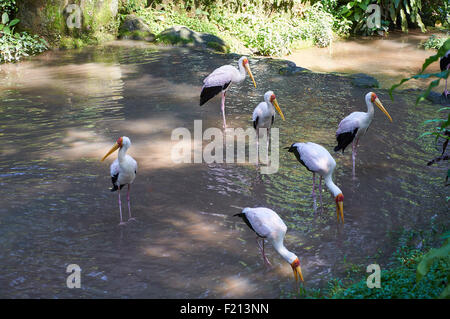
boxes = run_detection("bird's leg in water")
[256,237,272,266]
[118,187,126,226]
[352,141,356,178]
[312,172,317,212]
[319,175,323,212]
[127,184,137,222]
[266,128,270,164]
[221,91,227,129]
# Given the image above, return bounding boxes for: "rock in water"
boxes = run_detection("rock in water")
[157,26,229,53]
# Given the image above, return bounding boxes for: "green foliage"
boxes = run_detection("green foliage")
[416,236,450,288]
[0,12,48,63]
[422,35,450,50]
[136,2,350,56]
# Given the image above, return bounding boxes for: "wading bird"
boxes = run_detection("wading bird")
[440,50,450,98]
[200,56,257,128]
[334,92,392,176]
[234,207,304,283]
[252,90,285,152]
[101,136,138,226]
[286,143,344,223]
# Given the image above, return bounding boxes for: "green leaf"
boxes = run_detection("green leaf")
[421,39,450,74]
[416,239,450,282]
[9,18,19,27]
[2,12,9,24]
[439,284,450,299]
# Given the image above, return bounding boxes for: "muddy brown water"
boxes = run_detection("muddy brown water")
[0,40,448,298]
[284,30,448,91]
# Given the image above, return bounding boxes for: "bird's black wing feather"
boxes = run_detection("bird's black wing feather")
[286,144,313,172]
[334,128,358,153]
[440,53,450,72]
[233,213,265,238]
[271,115,274,125]
[199,81,231,106]
[110,173,119,192]
[253,116,258,129]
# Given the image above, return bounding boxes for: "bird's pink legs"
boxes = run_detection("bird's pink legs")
[319,175,323,212]
[256,237,272,266]
[352,138,359,178]
[312,172,317,211]
[127,184,137,222]
[221,91,227,129]
[117,188,126,226]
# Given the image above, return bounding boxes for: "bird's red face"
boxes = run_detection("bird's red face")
[370,93,393,122]
[101,137,123,162]
[370,93,377,102]
[335,193,344,224]
[116,137,123,148]
[291,257,304,283]
[243,58,249,65]
[269,93,286,121]
[270,94,276,102]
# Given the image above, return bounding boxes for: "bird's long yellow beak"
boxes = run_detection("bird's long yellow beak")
[244,64,257,88]
[293,265,304,283]
[101,142,120,162]
[374,98,392,122]
[336,201,344,224]
[273,98,285,121]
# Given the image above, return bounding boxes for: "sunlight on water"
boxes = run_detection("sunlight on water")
[0,41,447,298]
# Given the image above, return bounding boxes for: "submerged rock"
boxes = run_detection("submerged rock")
[350,73,379,88]
[119,14,155,42]
[157,26,229,53]
[426,91,450,106]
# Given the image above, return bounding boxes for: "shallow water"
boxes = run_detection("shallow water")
[0,41,448,298]
[284,30,448,91]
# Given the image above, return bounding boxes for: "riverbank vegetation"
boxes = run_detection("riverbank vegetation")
[0,1,47,63]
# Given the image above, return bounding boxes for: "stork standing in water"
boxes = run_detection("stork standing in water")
[441,50,450,98]
[101,136,138,226]
[334,92,392,177]
[252,90,285,154]
[234,207,304,283]
[200,56,257,128]
[286,143,344,223]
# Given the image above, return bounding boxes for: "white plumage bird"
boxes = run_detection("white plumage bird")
[101,136,138,226]
[286,142,344,223]
[234,207,304,283]
[252,90,285,151]
[200,56,257,128]
[334,92,392,176]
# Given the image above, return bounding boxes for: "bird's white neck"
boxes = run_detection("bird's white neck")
[237,61,247,82]
[325,175,341,198]
[365,96,375,117]
[118,145,129,163]
[273,241,297,264]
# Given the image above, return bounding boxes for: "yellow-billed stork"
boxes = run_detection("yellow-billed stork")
[286,142,344,223]
[441,50,450,97]
[252,90,285,151]
[200,56,256,128]
[101,136,138,226]
[334,92,392,176]
[234,207,304,283]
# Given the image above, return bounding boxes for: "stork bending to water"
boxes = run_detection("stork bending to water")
[200,56,256,128]
[334,92,392,177]
[234,207,304,283]
[286,142,344,223]
[101,136,138,226]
